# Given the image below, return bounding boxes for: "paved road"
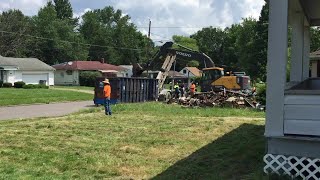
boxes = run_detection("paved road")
[0,101,94,121]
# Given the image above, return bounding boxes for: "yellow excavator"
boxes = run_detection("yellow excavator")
[133,41,251,92]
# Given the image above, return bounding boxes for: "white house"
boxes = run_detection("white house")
[120,65,133,77]
[179,67,202,78]
[0,55,55,86]
[264,0,320,179]
[52,61,126,85]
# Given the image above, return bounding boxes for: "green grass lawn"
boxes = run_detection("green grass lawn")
[0,102,270,179]
[0,88,92,106]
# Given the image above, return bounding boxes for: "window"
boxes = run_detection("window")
[60,72,64,77]
[202,69,223,81]
[183,70,187,74]
[66,70,73,75]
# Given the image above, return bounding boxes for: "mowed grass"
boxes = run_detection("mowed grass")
[0,102,268,179]
[0,88,92,106]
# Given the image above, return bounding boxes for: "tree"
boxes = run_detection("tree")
[53,0,73,20]
[172,35,199,51]
[310,27,320,52]
[0,10,33,57]
[187,60,200,67]
[235,18,257,77]
[191,27,226,67]
[80,6,151,65]
[31,2,88,64]
[252,0,269,81]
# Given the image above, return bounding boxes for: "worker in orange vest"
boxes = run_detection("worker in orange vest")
[103,78,112,115]
[190,82,196,97]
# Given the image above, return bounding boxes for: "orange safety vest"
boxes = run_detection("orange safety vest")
[104,84,111,98]
[190,84,196,93]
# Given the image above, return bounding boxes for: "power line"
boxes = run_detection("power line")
[150,32,172,42]
[0,30,144,51]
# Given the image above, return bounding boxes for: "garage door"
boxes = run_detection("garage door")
[22,73,48,85]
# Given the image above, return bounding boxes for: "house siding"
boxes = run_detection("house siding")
[179,68,196,78]
[6,71,54,86]
[54,70,79,85]
[284,94,320,136]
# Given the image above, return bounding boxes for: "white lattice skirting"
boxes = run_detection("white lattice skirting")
[264,154,320,179]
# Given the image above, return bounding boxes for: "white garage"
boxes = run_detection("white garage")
[22,73,49,85]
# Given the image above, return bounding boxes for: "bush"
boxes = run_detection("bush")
[79,71,101,87]
[0,80,3,88]
[256,83,266,105]
[2,82,12,88]
[23,84,49,89]
[22,84,34,89]
[38,84,49,89]
[14,81,26,88]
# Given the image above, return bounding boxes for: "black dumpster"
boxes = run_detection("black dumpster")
[93,77,158,105]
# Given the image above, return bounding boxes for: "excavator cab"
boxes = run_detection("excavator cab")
[200,67,251,92]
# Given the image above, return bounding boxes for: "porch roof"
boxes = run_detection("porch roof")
[299,0,320,26]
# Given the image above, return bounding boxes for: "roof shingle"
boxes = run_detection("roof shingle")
[0,56,55,71]
[52,61,126,71]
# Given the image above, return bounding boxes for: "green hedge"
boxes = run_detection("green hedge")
[2,82,12,88]
[0,80,3,88]
[23,84,49,89]
[256,83,266,105]
[79,71,101,87]
[14,81,26,88]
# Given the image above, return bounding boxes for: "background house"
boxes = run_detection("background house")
[120,65,133,77]
[179,67,202,78]
[0,55,55,86]
[52,61,126,85]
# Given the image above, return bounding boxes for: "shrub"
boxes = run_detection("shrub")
[14,81,26,88]
[38,84,49,89]
[2,82,12,88]
[256,83,266,105]
[0,80,3,88]
[23,84,49,89]
[79,71,101,87]
[23,84,34,89]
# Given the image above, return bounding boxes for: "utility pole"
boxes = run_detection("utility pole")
[146,19,151,78]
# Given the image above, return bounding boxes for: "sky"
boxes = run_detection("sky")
[0,0,265,42]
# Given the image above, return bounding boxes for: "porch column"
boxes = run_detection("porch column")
[303,26,310,79]
[290,11,304,82]
[265,0,288,137]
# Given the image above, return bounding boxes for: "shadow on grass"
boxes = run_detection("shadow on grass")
[152,124,267,180]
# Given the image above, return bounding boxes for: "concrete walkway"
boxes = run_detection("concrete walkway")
[0,101,94,121]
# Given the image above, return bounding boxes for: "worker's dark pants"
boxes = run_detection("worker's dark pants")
[104,98,112,115]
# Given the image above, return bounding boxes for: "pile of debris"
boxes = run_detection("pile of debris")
[167,90,263,110]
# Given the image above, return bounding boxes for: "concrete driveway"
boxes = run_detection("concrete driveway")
[0,101,95,121]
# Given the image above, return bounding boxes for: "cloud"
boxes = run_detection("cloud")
[106,0,265,40]
[0,0,46,15]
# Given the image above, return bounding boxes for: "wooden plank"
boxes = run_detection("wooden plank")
[284,104,320,120]
[285,95,320,105]
[284,120,320,136]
